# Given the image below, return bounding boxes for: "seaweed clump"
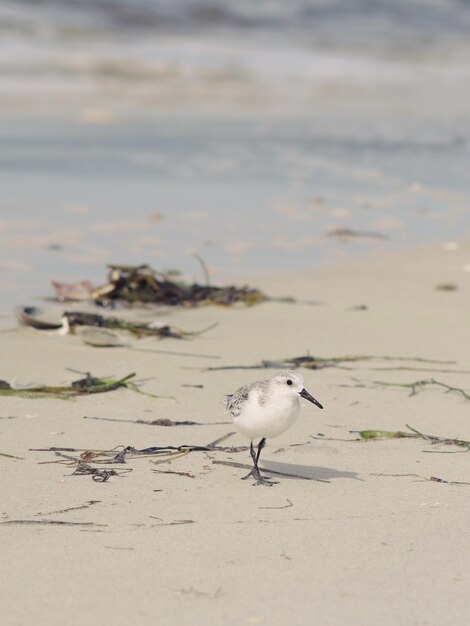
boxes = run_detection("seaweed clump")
[0,372,160,400]
[91,265,266,307]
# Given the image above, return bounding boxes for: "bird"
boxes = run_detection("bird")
[225,369,323,486]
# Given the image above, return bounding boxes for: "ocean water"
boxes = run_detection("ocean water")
[1,1,470,311]
[2,0,470,114]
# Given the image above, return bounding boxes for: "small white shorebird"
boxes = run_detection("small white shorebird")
[225,370,323,486]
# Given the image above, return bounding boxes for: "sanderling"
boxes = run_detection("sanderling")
[225,369,323,486]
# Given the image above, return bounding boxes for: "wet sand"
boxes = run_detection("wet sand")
[1,241,470,626]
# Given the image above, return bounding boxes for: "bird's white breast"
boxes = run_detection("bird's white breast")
[233,388,301,440]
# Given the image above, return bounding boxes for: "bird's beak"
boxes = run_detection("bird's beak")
[299,388,323,409]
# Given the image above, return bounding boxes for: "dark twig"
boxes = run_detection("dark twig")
[35,500,101,516]
[0,451,24,460]
[193,254,211,286]
[151,469,195,478]
[1,520,107,527]
[151,519,195,526]
[83,415,231,426]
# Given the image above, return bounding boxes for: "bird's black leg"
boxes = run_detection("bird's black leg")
[241,438,278,486]
[241,441,258,481]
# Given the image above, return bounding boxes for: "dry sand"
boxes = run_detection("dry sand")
[1,241,470,626]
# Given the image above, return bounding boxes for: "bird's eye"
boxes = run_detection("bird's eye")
[286,379,293,386]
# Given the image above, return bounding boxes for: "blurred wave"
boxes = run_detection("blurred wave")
[2,0,470,113]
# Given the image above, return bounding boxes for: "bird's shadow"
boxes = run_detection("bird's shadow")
[260,460,361,482]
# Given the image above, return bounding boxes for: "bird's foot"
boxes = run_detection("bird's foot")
[241,468,278,487]
[253,475,279,487]
[241,468,256,481]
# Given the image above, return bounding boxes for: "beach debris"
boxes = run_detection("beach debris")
[14,306,62,330]
[31,433,247,481]
[35,500,101,516]
[64,310,207,339]
[78,327,123,347]
[370,473,470,486]
[360,378,470,401]
[72,462,127,482]
[357,430,408,440]
[51,280,96,301]
[152,468,196,478]
[152,519,195,526]
[357,424,470,450]
[435,282,458,291]
[175,586,222,599]
[326,227,389,242]
[0,372,162,400]
[15,306,215,340]
[51,264,266,307]
[32,432,334,483]
[310,425,470,453]
[82,416,231,427]
[132,348,219,359]
[207,354,457,372]
[1,519,107,527]
[0,451,24,460]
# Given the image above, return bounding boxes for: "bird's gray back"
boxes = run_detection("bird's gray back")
[225,379,270,417]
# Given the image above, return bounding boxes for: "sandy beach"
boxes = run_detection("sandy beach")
[2,1,470,623]
[1,240,470,626]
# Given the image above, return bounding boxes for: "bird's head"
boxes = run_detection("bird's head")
[271,370,323,409]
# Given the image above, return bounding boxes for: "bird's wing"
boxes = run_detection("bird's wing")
[225,384,252,417]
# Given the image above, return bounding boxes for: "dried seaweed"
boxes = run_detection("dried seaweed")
[311,425,470,451]
[72,462,129,482]
[207,354,457,372]
[83,415,230,426]
[16,306,216,340]
[371,473,470,485]
[0,372,163,400]
[357,430,411,440]
[357,424,470,450]
[366,378,470,401]
[31,433,247,481]
[76,264,266,307]
[64,311,216,339]
[326,227,389,241]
